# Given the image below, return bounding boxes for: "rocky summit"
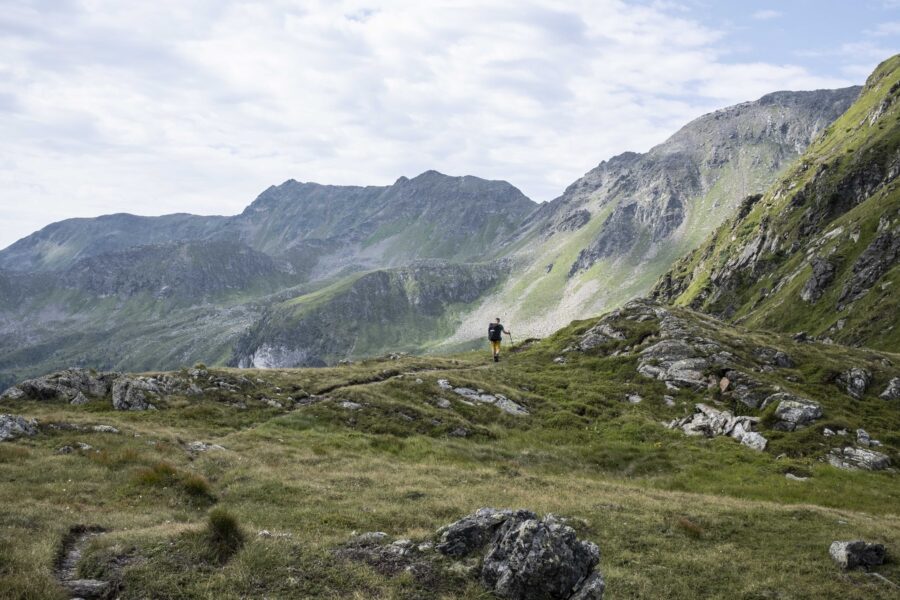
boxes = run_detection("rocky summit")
[1,49,899,600]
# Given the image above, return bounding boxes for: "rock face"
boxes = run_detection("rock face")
[650,58,900,353]
[667,404,767,451]
[767,394,823,431]
[829,541,886,570]
[880,377,900,400]
[0,414,38,441]
[837,368,872,399]
[800,258,835,303]
[827,447,892,471]
[436,508,604,600]
[562,87,860,275]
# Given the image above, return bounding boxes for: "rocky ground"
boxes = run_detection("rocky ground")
[1,299,898,598]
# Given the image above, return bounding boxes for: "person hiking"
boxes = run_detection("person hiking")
[488,317,511,362]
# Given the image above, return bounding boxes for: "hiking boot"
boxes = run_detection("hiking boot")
[494,355,499,362]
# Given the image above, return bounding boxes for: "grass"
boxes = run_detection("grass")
[0,303,898,598]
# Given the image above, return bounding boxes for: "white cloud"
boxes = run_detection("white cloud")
[752,9,782,20]
[0,0,862,249]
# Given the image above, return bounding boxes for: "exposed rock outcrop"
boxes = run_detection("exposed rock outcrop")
[437,508,604,600]
[880,377,900,400]
[800,257,835,303]
[837,368,872,399]
[766,394,823,431]
[437,380,529,416]
[0,414,38,441]
[3,368,118,404]
[827,446,891,471]
[111,378,157,411]
[666,404,767,451]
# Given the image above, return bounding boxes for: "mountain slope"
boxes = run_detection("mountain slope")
[232,260,508,367]
[653,55,900,351]
[444,87,860,345]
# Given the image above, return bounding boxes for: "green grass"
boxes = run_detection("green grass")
[1,304,898,598]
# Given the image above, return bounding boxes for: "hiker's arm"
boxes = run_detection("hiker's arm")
[504,328,512,336]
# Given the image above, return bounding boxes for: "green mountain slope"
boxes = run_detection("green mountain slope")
[445,87,860,344]
[653,55,900,351]
[232,261,508,367]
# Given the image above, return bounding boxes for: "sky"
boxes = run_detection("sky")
[1,1,898,250]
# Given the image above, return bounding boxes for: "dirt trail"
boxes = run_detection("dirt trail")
[55,525,110,599]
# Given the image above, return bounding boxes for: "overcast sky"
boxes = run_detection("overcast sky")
[1,1,898,250]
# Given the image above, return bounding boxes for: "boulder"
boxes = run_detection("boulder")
[829,540,885,570]
[436,508,604,600]
[0,386,24,400]
[436,508,536,558]
[481,514,602,600]
[837,368,872,399]
[449,387,528,416]
[578,322,626,351]
[111,378,157,411]
[879,377,900,400]
[827,447,891,471]
[0,414,38,441]
[767,394,822,431]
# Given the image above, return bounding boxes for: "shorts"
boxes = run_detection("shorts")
[490,340,502,353]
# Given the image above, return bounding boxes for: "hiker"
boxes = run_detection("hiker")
[488,317,511,362]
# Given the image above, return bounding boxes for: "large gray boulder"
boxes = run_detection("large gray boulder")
[436,508,604,600]
[879,377,900,400]
[111,378,157,411]
[767,394,822,431]
[481,514,602,600]
[827,447,891,471]
[829,540,885,569]
[837,368,872,399]
[0,414,38,441]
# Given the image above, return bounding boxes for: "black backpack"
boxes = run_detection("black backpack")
[488,323,502,341]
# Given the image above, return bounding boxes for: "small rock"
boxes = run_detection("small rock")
[437,379,452,390]
[265,399,283,408]
[339,401,362,410]
[553,356,566,364]
[879,377,900,400]
[76,442,93,451]
[856,429,871,447]
[823,428,835,437]
[449,427,469,438]
[415,378,423,384]
[626,394,642,404]
[91,425,119,434]
[785,473,808,481]
[187,441,225,452]
[0,386,25,400]
[434,397,451,409]
[740,431,768,451]
[56,445,75,455]
[663,395,675,407]
[829,540,885,570]
[355,531,389,544]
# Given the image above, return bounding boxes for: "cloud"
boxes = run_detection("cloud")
[752,9,782,20]
[0,0,866,249]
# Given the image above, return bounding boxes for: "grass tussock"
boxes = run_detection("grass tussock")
[133,461,215,504]
[205,508,245,564]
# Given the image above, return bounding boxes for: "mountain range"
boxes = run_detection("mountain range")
[0,66,891,384]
